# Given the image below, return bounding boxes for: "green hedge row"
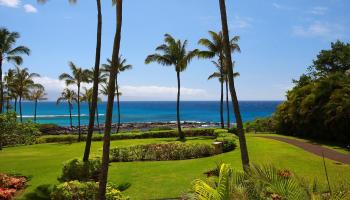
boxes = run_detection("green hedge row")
[36,129,215,144]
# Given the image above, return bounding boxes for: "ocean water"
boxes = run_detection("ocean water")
[13,101,282,126]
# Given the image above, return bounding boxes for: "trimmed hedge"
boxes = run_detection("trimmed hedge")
[36,129,215,144]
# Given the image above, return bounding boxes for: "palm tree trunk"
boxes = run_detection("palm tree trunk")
[219,0,250,169]
[69,102,73,129]
[96,105,101,134]
[99,0,122,199]
[34,99,37,122]
[14,98,17,112]
[115,76,121,133]
[19,95,22,122]
[83,0,102,162]
[220,74,224,129]
[225,78,230,128]
[176,71,184,139]
[77,84,81,142]
[0,57,3,114]
[6,97,10,113]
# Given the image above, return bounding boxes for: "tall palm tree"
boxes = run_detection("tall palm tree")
[102,56,132,133]
[198,31,240,129]
[59,62,90,142]
[225,61,239,128]
[99,0,123,198]
[81,87,94,112]
[218,0,249,168]
[13,66,39,122]
[0,28,30,113]
[29,84,47,122]
[57,88,78,129]
[145,34,199,140]
[4,69,15,113]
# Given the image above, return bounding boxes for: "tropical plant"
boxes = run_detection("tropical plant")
[198,31,240,129]
[99,0,123,198]
[218,0,249,168]
[145,34,199,140]
[0,28,30,113]
[3,69,15,112]
[59,62,90,141]
[102,56,132,133]
[12,66,40,122]
[28,84,47,122]
[56,88,78,129]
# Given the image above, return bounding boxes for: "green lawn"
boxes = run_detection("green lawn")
[0,135,349,199]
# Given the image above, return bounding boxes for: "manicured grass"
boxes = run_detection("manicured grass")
[0,134,349,199]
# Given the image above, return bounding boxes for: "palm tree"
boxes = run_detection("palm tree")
[145,34,199,140]
[59,62,90,142]
[0,28,30,113]
[198,31,240,129]
[57,88,78,129]
[29,84,47,122]
[218,0,249,168]
[102,56,132,133]
[225,61,239,128]
[13,66,39,122]
[99,0,123,198]
[4,69,15,112]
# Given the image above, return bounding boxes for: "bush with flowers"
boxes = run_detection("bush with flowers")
[0,173,27,200]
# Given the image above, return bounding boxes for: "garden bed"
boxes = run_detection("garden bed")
[0,174,27,200]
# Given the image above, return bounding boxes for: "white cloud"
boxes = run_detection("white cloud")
[232,16,252,29]
[23,4,37,13]
[309,6,328,15]
[293,21,344,40]
[272,3,293,10]
[0,0,20,7]
[33,76,212,101]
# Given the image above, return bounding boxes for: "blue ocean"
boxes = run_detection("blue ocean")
[15,101,282,126]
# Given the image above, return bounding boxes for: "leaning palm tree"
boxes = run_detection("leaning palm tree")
[99,0,123,198]
[102,56,132,133]
[145,34,199,140]
[29,84,47,122]
[57,88,78,130]
[59,62,90,142]
[198,31,240,129]
[13,66,39,122]
[218,0,249,168]
[0,28,30,113]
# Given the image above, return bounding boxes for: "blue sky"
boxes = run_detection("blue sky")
[1,0,349,101]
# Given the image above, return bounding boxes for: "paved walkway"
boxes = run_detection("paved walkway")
[259,136,350,164]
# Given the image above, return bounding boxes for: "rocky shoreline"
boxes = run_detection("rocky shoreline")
[40,122,222,135]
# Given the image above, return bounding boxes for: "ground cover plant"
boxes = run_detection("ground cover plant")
[0,173,27,200]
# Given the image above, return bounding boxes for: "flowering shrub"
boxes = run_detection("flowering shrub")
[51,181,128,200]
[0,188,16,200]
[0,174,27,200]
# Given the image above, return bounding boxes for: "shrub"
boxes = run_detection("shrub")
[38,123,61,134]
[245,117,277,133]
[110,140,234,162]
[215,139,236,152]
[0,174,27,200]
[227,127,238,135]
[0,112,41,148]
[36,129,215,144]
[51,181,129,200]
[58,158,101,182]
[24,184,53,200]
[148,126,173,131]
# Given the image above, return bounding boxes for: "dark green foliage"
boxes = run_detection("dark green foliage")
[50,181,129,200]
[274,41,350,144]
[227,127,238,134]
[0,112,41,148]
[24,184,53,200]
[245,117,277,133]
[37,123,60,134]
[58,158,101,182]
[148,126,173,131]
[36,129,215,144]
[215,139,236,152]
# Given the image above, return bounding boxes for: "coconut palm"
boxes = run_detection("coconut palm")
[0,28,30,113]
[13,66,39,122]
[4,69,15,112]
[198,31,240,129]
[218,0,249,168]
[99,0,123,198]
[102,56,132,133]
[145,34,199,140]
[28,84,47,122]
[57,88,78,129]
[59,62,90,142]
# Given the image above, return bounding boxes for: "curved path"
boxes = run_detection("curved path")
[258,136,350,164]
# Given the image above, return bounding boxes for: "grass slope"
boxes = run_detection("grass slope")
[0,135,349,199]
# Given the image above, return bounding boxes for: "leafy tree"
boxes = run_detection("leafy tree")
[102,56,132,133]
[99,0,123,198]
[0,28,30,113]
[145,34,199,140]
[29,84,47,122]
[56,88,78,129]
[13,66,40,122]
[218,0,250,169]
[59,62,90,141]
